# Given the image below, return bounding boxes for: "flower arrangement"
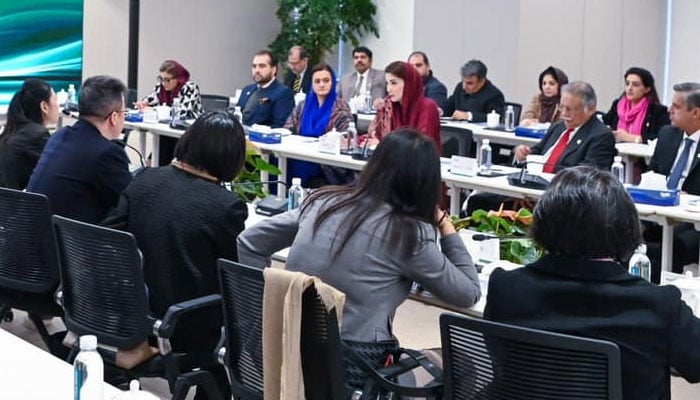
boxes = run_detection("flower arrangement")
[452,204,544,265]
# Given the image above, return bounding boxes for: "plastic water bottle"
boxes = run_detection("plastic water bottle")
[479,139,493,174]
[504,105,515,131]
[347,122,358,153]
[288,177,304,211]
[74,335,103,400]
[628,244,651,281]
[67,84,77,109]
[611,156,625,183]
[233,106,243,124]
[171,97,181,124]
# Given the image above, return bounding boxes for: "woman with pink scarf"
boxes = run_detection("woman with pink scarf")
[603,67,669,144]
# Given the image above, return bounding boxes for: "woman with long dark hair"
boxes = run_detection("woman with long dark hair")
[368,61,441,151]
[284,63,352,187]
[521,66,569,126]
[237,128,480,342]
[0,78,59,189]
[603,67,669,143]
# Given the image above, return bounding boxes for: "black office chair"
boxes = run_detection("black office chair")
[201,94,230,113]
[503,101,523,126]
[300,282,443,400]
[441,126,474,158]
[215,259,265,400]
[440,314,622,400]
[52,215,223,399]
[0,188,65,356]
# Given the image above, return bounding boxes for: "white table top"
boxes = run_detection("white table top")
[0,328,123,399]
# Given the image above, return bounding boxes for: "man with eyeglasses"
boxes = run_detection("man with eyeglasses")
[283,45,311,94]
[237,49,295,128]
[27,75,132,224]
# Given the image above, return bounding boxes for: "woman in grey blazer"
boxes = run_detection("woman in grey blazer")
[237,128,480,342]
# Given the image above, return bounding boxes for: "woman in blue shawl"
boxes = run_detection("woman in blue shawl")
[284,63,353,187]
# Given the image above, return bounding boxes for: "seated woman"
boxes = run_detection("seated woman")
[603,67,669,143]
[520,66,569,126]
[103,111,247,399]
[0,79,59,189]
[135,59,204,166]
[284,63,353,187]
[484,166,700,399]
[237,128,480,342]
[368,61,441,152]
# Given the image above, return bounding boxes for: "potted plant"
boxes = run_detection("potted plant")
[230,141,281,201]
[452,204,544,265]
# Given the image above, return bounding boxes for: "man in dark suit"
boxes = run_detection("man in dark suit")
[282,45,311,94]
[514,81,616,172]
[646,82,700,277]
[408,51,447,111]
[444,59,505,122]
[237,50,295,128]
[26,75,132,224]
[485,166,700,400]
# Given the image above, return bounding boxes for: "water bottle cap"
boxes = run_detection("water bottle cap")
[637,243,647,254]
[80,334,97,350]
[614,156,622,162]
[235,106,241,112]
[483,139,490,145]
[349,122,356,128]
[292,177,302,185]
[507,105,513,111]
[68,84,75,90]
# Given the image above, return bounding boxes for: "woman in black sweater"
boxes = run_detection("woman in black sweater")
[103,111,247,400]
[0,79,60,189]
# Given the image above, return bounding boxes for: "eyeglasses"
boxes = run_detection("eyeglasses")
[104,109,128,120]
[157,75,176,84]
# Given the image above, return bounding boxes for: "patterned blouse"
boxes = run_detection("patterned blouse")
[143,81,204,120]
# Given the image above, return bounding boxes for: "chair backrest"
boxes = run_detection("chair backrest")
[440,314,622,400]
[201,94,230,113]
[504,101,523,125]
[52,215,150,349]
[0,188,60,294]
[300,283,348,400]
[217,259,265,400]
[126,88,138,107]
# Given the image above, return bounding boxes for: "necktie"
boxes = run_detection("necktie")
[292,75,301,92]
[354,75,364,96]
[543,128,573,173]
[667,137,694,190]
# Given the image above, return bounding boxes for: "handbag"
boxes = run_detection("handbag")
[342,339,443,399]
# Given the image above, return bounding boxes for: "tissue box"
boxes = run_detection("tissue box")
[248,129,282,144]
[515,126,547,139]
[627,187,680,206]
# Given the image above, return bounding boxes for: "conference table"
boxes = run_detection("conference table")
[0,328,123,398]
[126,119,689,273]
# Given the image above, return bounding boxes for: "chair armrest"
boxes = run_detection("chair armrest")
[158,294,222,338]
[215,327,227,366]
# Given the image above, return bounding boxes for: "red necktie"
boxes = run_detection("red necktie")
[543,128,573,173]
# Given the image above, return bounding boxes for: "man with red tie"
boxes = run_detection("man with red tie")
[514,81,616,172]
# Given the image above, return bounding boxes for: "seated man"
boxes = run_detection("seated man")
[444,59,505,122]
[338,46,387,109]
[26,75,132,223]
[283,45,311,94]
[646,82,700,277]
[514,81,616,172]
[238,49,295,128]
[485,166,700,399]
[408,51,447,111]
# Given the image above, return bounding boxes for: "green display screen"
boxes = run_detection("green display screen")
[0,0,83,109]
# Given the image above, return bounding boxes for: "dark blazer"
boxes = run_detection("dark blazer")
[485,255,700,400]
[603,98,670,143]
[443,79,505,122]
[283,68,311,94]
[26,120,132,224]
[423,74,448,110]
[237,79,295,128]
[0,121,49,189]
[530,117,616,172]
[648,125,700,194]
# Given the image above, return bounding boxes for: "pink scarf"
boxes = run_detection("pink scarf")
[616,96,649,136]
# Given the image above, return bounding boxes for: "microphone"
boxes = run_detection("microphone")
[471,233,529,241]
[113,139,146,168]
[507,161,550,190]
